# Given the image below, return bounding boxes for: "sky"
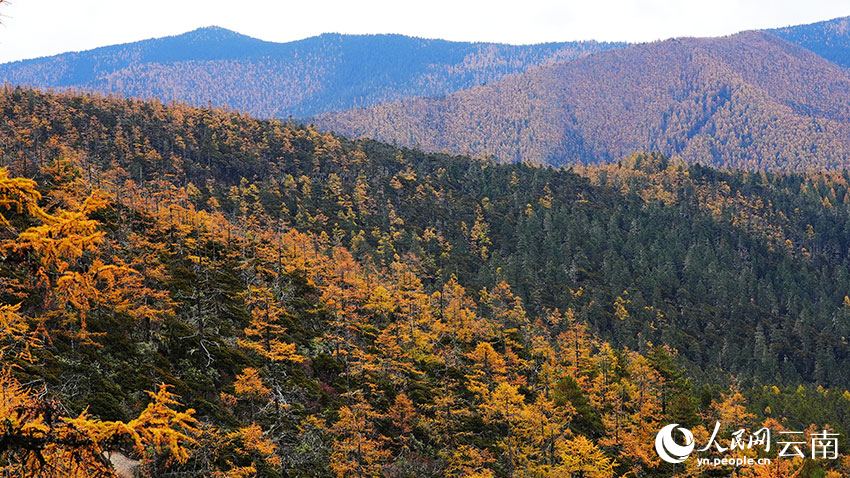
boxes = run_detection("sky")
[0,0,849,63]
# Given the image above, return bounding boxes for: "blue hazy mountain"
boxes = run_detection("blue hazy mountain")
[771,16,850,68]
[0,27,623,117]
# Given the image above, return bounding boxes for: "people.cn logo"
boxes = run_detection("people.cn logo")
[655,424,695,464]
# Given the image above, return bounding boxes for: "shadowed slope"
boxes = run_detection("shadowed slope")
[0,27,622,117]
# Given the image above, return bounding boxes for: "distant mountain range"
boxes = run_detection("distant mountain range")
[4,17,850,170]
[0,27,621,117]
[770,15,850,68]
[315,29,850,170]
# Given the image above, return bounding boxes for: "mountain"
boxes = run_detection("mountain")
[8,20,850,172]
[0,26,622,117]
[313,30,850,171]
[771,15,850,68]
[4,86,850,476]
[5,86,850,475]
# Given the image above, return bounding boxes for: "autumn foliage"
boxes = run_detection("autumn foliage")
[2,88,850,476]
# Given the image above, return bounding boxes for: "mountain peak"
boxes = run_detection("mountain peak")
[176,25,254,42]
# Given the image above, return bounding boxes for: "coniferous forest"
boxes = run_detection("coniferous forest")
[3,87,850,476]
[7,4,850,476]
[0,27,620,118]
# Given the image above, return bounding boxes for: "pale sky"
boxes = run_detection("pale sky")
[0,0,848,63]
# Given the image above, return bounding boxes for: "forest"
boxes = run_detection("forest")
[315,30,850,171]
[0,28,619,119]
[3,87,850,476]
[770,16,850,69]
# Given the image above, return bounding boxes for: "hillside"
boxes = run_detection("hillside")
[3,87,850,475]
[0,27,621,117]
[771,15,850,68]
[314,31,850,171]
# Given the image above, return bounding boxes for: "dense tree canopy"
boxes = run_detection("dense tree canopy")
[2,88,850,476]
[0,29,620,118]
[315,31,850,171]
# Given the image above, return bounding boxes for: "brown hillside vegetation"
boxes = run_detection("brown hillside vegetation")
[315,31,850,171]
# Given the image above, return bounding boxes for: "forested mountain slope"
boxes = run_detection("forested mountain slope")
[0,27,621,117]
[7,86,850,386]
[3,88,850,476]
[315,31,850,170]
[771,15,850,68]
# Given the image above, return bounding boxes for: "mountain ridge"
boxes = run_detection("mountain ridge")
[0,27,623,117]
[4,84,850,476]
[6,19,850,170]
[770,15,850,68]
[313,29,850,170]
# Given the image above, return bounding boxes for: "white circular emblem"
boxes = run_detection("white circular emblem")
[655,424,695,464]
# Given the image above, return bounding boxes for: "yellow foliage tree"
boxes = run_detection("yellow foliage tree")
[553,435,616,478]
